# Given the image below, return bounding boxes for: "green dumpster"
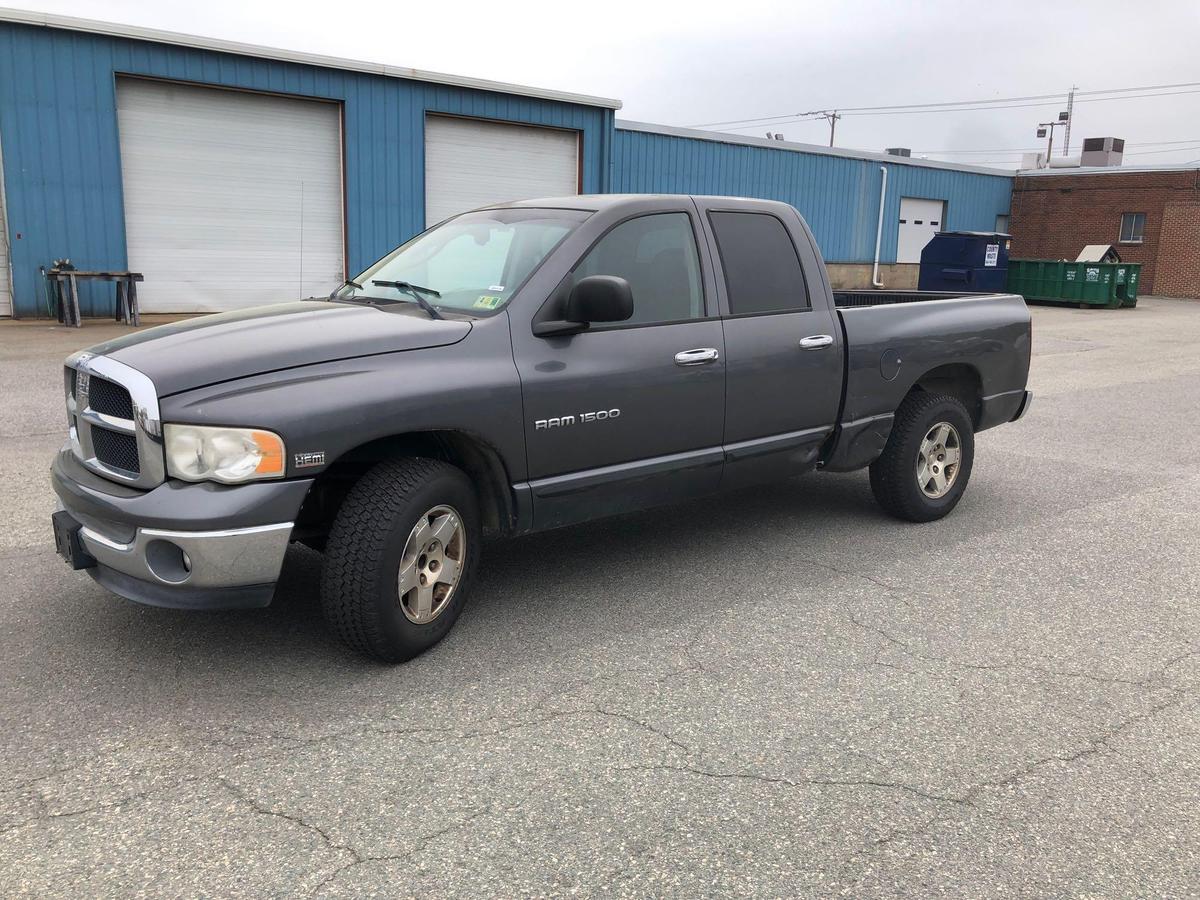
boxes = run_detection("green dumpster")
[1007,259,1140,308]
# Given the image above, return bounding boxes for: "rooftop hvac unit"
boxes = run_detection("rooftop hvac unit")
[1021,152,1047,170]
[885,147,911,157]
[1081,137,1124,167]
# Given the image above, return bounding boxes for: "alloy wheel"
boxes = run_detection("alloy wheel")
[397,505,465,624]
[917,422,961,499]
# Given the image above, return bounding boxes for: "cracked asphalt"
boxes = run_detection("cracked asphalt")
[2,297,1198,896]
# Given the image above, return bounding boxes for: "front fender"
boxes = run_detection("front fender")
[159,314,528,482]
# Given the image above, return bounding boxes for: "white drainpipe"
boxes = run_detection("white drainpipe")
[871,165,888,288]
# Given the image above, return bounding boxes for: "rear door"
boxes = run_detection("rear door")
[695,200,844,489]
[897,197,946,263]
[513,203,726,529]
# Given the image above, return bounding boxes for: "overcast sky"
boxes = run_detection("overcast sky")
[19,0,1200,168]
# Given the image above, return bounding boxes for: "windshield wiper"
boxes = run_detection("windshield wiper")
[328,278,363,300]
[371,280,444,320]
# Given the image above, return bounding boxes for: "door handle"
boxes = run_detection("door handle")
[799,334,834,350]
[674,347,720,366]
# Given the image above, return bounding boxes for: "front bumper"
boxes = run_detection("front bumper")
[51,447,313,610]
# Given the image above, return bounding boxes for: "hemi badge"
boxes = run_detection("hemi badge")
[294,451,326,468]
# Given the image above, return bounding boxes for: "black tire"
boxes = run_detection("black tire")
[320,457,480,662]
[869,392,975,523]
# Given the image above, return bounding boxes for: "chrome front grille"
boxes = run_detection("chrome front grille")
[87,376,135,420]
[65,352,165,488]
[90,426,141,474]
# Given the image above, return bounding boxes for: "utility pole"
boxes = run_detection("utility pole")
[824,110,841,147]
[1063,85,1077,156]
[800,109,842,147]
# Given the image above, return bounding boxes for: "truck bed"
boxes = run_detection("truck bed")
[833,290,992,308]
[822,291,1032,472]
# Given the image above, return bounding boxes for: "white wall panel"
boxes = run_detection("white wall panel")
[0,133,11,316]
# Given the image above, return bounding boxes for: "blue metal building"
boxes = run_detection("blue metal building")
[613,121,1014,278]
[0,9,1014,318]
[0,10,618,317]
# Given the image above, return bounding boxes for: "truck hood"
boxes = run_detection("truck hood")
[87,301,472,396]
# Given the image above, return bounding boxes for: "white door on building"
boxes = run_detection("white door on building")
[117,78,344,313]
[425,115,579,227]
[897,197,946,264]
[0,136,11,317]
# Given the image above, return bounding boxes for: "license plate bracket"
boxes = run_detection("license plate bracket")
[52,510,96,570]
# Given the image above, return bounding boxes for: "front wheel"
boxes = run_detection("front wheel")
[320,458,480,662]
[869,392,975,522]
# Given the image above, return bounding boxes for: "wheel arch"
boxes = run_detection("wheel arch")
[905,363,984,428]
[295,430,517,542]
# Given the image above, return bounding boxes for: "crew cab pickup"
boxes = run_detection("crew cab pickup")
[51,195,1032,661]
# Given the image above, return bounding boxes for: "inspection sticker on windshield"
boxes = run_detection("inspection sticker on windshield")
[473,295,504,309]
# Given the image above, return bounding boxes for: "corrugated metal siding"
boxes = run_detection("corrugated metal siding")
[0,22,612,316]
[613,128,1013,265]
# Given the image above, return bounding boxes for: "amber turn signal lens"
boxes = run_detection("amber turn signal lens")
[252,430,286,476]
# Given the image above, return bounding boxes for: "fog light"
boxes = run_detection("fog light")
[145,539,191,584]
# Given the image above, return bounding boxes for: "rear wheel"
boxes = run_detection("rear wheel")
[320,457,480,662]
[869,392,975,522]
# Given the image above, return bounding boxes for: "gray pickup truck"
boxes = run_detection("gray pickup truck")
[52,194,1032,661]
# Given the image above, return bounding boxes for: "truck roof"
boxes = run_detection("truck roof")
[491,194,797,214]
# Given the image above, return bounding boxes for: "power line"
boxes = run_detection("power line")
[1076,80,1200,97]
[709,88,1200,133]
[834,88,1200,119]
[691,91,1065,127]
[1125,144,1200,156]
[914,138,1200,155]
[686,80,1200,129]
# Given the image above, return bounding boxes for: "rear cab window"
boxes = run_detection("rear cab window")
[708,211,810,315]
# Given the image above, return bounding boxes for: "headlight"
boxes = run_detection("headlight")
[164,424,285,484]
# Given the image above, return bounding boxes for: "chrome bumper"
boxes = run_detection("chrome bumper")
[51,446,311,609]
[79,520,293,590]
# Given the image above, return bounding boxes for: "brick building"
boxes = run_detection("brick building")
[1010,166,1200,297]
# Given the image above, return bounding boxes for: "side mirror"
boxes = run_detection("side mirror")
[565,275,634,323]
[533,275,634,337]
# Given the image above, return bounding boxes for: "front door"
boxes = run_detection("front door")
[514,208,726,529]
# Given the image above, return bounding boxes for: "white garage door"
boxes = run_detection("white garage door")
[897,197,946,264]
[0,136,11,317]
[117,78,344,313]
[425,116,579,227]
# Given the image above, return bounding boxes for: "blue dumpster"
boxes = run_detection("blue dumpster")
[917,231,1010,293]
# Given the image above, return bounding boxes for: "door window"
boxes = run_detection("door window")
[573,213,704,326]
[709,212,809,315]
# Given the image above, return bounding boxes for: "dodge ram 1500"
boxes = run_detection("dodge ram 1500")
[52,194,1032,661]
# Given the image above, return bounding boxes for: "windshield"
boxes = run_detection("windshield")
[336,208,589,315]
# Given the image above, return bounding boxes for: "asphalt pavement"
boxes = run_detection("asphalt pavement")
[1,298,1197,896]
